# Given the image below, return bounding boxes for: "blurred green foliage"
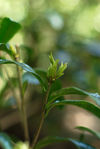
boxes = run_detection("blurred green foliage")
[0,1,100,148]
[1,0,100,89]
[0,0,100,92]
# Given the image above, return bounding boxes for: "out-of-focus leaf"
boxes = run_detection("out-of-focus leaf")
[0,43,14,58]
[0,82,9,99]
[0,133,13,149]
[0,97,16,109]
[0,56,6,59]
[34,136,96,149]
[75,126,100,139]
[14,142,29,149]
[35,69,48,90]
[46,100,100,119]
[0,78,18,99]
[0,59,46,89]
[0,17,21,43]
[20,45,34,64]
[22,72,39,94]
[48,87,100,105]
[22,72,39,85]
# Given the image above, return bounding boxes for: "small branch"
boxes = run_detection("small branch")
[15,45,29,141]
[31,82,52,149]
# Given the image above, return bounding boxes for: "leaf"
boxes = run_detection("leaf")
[0,78,19,99]
[22,72,40,94]
[46,100,100,119]
[0,59,46,89]
[49,80,64,109]
[0,133,13,149]
[49,79,62,96]
[35,69,48,90]
[0,43,14,58]
[34,136,96,149]
[0,17,21,43]
[48,87,100,106]
[22,72,40,85]
[75,126,100,139]
[14,142,29,149]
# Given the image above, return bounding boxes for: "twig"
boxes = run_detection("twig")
[15,45,29,141]
[31,82,52,149]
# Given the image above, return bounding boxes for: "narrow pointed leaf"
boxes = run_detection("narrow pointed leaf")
[0,133,13,149]
[34,136,96,149]
[0,17,21,43]
[75,126,100,139]
[0,59,46,89]
[46,100,100,119]
[48,87,100,106]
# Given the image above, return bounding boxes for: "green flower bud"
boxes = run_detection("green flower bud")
[47,53,67,81]
[56,62,67,79]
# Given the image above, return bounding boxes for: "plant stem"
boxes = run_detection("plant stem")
[4,67,21,110]
[31,82,52,149]
[15,46,29,141]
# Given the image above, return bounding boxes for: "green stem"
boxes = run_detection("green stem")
[15,46,29,141]
[4,67,21,110]
[31,82,52,149]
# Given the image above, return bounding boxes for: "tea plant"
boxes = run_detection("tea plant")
[0,17,100,149]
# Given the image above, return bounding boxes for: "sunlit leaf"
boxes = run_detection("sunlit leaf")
[0,133,13,149]
[0,17,21,43]
[75,126,100,139]
[48,87,100,105]
[46,100,100,119]
[0,59,46,89]
[34,136,96,149]
[14,142,29,149]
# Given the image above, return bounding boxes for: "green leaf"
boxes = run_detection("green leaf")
[0,43,12,55]
[48,87,100,106]
[75,126,100,139]
[49,80,64,108]
[14,142,29,149]
[0,133,13,149]
[0,17,21,43]
[35,69,48,90]
[34,136,96,149]
[0,59,46,89]
[0,43,15,58]
[46,100,100,119]
[49,79,62,96]
[0,78,18,100]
